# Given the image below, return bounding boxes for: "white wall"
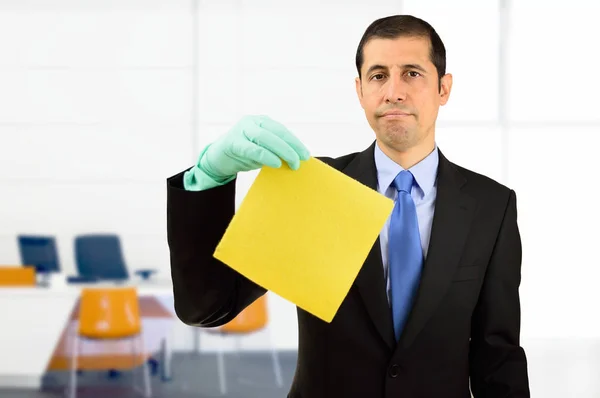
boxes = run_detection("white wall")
[0,0,598,365]
[506,1,600,342]
[0,0,193,279]
[0,0,196,352]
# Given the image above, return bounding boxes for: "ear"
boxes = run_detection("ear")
[355,76,364,108]
[439,73,453,106]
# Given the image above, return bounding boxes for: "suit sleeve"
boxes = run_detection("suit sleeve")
[469,189,530,397]
[166,169,266,327]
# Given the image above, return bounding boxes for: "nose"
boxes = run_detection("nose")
[384,74,407,104]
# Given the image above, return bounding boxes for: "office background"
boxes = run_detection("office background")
[0,0,598,396]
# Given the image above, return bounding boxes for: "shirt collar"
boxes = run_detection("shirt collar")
[374,141,439,197]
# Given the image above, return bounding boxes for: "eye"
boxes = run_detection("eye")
[407,71,421,78]
[371,73,385,81]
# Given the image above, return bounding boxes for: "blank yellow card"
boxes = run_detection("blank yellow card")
[213,157,394,322]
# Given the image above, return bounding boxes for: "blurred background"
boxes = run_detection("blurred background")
[0,0,598,397]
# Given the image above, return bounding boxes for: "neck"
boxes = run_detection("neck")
[377,138,435,170]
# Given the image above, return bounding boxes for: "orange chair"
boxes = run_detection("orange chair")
[210,294,282,394]
[67,287,151,398]
[0,266,36,286]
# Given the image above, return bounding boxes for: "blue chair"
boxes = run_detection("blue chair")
[74,234,156,282]
[17,235,61,274]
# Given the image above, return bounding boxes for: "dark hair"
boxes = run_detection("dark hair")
[355,15,446,88]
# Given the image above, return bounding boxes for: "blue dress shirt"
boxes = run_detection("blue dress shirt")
[374,142,439,303]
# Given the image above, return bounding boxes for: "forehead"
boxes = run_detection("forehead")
[361,36,433,72]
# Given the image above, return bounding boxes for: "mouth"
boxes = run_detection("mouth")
[380,112,412,119]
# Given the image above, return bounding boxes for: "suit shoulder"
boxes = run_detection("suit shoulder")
[316,151,360,170]
[454,163,514,200]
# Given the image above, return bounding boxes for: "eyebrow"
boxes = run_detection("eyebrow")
[365,63,428,76]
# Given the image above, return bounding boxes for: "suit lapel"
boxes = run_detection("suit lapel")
[340,143,477,351]
[398,150,477,349]
[342,142,395,349]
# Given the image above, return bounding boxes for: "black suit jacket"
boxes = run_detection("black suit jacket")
[166,142,530,398]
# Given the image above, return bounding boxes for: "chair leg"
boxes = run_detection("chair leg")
[233,335,241,359]
[216,335,226,395]
[131,335,152,398]
[139,335,152,398]
[131,337,138,390]
[270,347,283,387]
[66,334,79,398]
[268,329,283,387]
[193,327,201,355]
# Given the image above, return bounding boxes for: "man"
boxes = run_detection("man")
[166,15,530,398]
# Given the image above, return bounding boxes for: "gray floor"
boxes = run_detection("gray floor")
[0,351,297,398]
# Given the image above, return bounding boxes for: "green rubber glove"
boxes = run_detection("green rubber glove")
[183,115,311,191]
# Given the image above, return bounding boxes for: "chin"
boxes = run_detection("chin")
[379,127,419,152]
[384,125,412,140]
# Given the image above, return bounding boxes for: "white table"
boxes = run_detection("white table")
[0,276,175,389]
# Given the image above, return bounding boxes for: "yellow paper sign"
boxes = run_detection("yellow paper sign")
[213,157,394,322]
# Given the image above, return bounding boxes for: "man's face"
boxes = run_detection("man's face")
[355,36,452,155]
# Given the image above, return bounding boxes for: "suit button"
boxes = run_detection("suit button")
[388,364,400,378]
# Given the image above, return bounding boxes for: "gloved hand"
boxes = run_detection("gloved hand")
[184,115,311,191]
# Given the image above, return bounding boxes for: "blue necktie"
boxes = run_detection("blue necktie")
[389,170,423,342]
